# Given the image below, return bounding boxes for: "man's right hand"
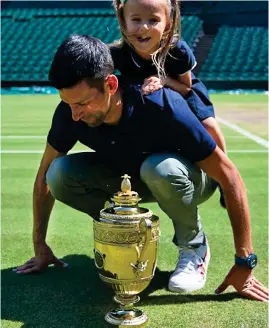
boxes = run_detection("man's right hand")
[13,244,68,274]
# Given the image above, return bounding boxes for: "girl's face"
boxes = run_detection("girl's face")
[123,0,170,59]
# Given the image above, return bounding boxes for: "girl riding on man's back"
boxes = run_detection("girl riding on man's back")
[110,0,226,206]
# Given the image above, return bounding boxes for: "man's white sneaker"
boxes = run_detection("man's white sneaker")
[168,238,210,293]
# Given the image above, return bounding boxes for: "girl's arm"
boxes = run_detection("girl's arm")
[177,71,192,88]
[142,71,192,96]
[164,71,192,96]
[142,40,196,96]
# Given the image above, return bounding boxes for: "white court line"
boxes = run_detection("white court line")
[1,117,268,151]
[0,134,265,140]
[0,135,255,140]
[0,136,46,139]
[0,150,91,154]
[228,150,267,153]
[0,135,245,139]
[0,150,267,154]
[0,150,43,153]
[216,116,269,148]
[225,136,252,139]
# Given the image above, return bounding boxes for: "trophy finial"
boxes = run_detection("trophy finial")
[111,174,141,206]
[121,174,131,193]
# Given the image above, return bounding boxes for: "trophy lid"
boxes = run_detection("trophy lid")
[111,174,142,207]
[100,174,152,222]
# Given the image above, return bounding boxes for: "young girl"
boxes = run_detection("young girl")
[110,0,226,207]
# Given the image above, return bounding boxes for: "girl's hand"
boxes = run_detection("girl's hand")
[141,75,166,95]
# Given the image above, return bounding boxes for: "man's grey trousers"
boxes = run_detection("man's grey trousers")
[46,152,217,247]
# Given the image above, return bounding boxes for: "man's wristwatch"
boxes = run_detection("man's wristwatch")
[235,253,258,269]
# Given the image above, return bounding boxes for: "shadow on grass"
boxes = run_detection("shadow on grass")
[141,267,246,304]
[2,255,114,328]
[2,256,242,328]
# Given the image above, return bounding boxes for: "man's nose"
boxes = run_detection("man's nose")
[70,105,84,121]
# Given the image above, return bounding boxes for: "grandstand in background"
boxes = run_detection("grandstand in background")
[1,0,268,90]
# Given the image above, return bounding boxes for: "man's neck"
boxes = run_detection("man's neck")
[104,88,123,125]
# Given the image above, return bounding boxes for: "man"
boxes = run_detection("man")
[15,35,268,302]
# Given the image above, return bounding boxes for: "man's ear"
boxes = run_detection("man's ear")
[106,74,118,95]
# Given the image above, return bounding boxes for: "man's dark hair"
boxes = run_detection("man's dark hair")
[49,35,114,91]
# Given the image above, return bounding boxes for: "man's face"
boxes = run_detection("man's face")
[59,80,112,127]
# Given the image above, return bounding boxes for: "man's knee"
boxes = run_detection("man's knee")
[140,154,193,197]
[46,156,67,199]
[140,154,187,181]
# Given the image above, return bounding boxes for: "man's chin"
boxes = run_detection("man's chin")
[83,120,103,128]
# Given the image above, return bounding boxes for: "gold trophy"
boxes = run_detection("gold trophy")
[93,174,160,327]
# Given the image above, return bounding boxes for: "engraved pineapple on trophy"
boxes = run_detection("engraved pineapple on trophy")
[121,174,131,193]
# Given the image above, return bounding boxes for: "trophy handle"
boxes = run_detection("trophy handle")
[131,218,152,276]
[138,218,152,262]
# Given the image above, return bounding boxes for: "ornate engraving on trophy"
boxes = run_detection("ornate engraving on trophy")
[94,226,140,244]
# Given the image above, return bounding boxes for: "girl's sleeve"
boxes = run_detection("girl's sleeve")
[168,41,197,77]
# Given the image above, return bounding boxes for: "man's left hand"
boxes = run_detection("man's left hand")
[215,265,269,302]
[141,76,165,95]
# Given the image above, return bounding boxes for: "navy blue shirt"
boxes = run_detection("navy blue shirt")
[47,82,216,175]
[110,41,215,121]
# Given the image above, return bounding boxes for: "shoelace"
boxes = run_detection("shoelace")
[176,247,203,274]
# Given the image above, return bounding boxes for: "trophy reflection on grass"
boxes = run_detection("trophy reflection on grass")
[93,174,160,327]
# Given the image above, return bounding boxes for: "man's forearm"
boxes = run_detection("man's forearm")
[197,149,253,257]
[33,178,55,255]
[221,169,253,257]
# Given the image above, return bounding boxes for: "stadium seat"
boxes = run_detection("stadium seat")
[198,26,268,81]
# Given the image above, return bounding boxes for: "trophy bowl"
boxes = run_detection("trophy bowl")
[93,175,160,327]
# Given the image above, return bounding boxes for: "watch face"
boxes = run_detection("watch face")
[247,254,258,269]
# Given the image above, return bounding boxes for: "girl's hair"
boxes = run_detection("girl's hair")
[112,0,181,79]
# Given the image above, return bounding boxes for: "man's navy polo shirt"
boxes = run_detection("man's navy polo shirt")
[47,82,216,175]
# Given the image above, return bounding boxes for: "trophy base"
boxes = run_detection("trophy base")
[105,308,148,327]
